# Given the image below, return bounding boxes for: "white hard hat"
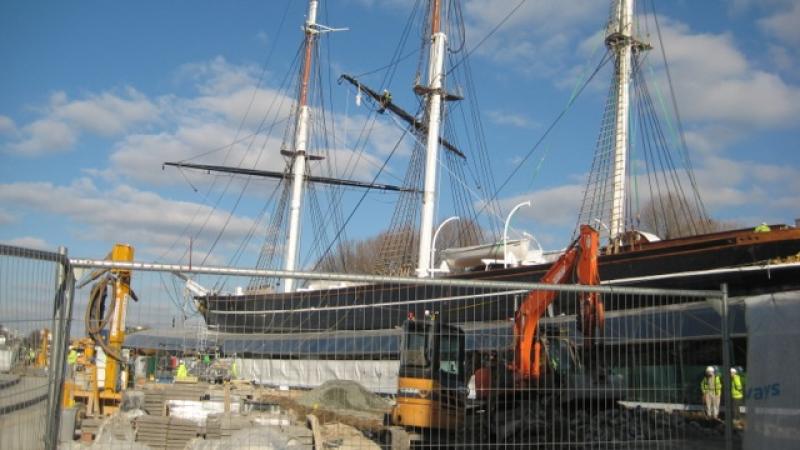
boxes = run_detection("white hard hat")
[705,366,715,374]
[730,368,737,374]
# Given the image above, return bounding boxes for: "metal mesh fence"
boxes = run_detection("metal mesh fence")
[0,244,74,450]
[56,258,733,449]
[0,247,743,449]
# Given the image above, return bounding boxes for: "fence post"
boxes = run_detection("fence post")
[45,246,75,449]
[720,283,733,450]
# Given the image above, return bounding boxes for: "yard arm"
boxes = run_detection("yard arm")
[338,74,466,159]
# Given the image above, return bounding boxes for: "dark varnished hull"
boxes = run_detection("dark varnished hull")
[201,227,800,333]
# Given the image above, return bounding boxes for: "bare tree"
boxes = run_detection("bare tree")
[316,219,483,274]
[316,234,386,275]
[637,192,737,239]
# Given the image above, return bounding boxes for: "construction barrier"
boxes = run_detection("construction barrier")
[744,291,800,450]
[0,246,764,448]
[0,244,74,450]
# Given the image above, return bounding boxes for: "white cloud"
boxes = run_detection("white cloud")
[4,88,158,156]
[767,44,795,71]
[188,86,292,129]
[630,16,800,156]
[8,119,77,156]
[0,115,16,135]
[175,57,260,97]
[464,0,604,36]
[0,179,259,260]
[5,55,408,191]
[491,147,800,244]
[345,0,411,9]
[682,125,745,154]
[0,208,17,225]
[487,110,538,129]
[498,183,584,229]
[729,0,797,15]
[758,2,800,46]
[52,87,159,136]
[108,123,267,186]
[93,57,410,188]
[461,0,606,77]
[1,236,50,250]
[639,153,800,220]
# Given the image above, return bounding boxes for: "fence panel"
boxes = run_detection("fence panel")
[57,259,728,449]
[0,244,73,450]
[0,239,754,450]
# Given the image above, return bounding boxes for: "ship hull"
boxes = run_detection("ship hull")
[201,228,800,333]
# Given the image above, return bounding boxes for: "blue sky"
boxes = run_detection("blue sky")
[1,0,799,269]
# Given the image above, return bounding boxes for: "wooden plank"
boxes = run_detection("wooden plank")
[306,414,323,450]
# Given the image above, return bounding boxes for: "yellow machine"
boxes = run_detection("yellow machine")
[390,320,465,430]
[35,329,50,368]
[64,243,135,416]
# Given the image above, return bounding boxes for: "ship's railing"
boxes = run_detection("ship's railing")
[3,247,753,449]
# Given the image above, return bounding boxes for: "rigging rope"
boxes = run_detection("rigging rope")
[445,0,527,75]
[649,0,709,221]
[479,51,613,218]
[156,0,294,265]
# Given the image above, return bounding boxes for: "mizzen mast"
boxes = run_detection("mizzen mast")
[606,0,635,243]
[416,0,447,278]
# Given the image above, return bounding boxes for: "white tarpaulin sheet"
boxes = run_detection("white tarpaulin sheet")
[0,349,13,372]
[166,400,240,426]
[236,358,400,394]
[744,291,800,450]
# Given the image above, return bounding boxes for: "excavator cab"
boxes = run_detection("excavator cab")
[391,320,466,430]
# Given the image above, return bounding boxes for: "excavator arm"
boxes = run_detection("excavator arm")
[513,225,605,381]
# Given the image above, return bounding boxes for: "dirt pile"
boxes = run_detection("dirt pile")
[296,380,392,419]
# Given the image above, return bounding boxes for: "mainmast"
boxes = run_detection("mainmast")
[416,0,447,278]
[284,0,319,293]
[606,0,634,242]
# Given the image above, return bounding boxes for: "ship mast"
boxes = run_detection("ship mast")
[284,0,320,292]
[606,0,634,244]
[416,0,447,278]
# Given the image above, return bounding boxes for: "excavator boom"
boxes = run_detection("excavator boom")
[514,225,604,381]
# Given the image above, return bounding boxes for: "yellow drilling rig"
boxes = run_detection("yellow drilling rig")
[63,243,136,416]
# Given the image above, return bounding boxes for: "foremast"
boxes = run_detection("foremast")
[285,0,319,292]
[416,0,447,278]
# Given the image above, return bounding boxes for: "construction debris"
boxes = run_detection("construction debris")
[205,413,251,440]
[189,422,315,449]
[296,380,392,420]
[61,377,745,450]
[142,383,211,415]
[318,422,381,450]
[134,414,199,450]
[475,405,696,444]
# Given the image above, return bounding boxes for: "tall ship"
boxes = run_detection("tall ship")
[166,0,800,333]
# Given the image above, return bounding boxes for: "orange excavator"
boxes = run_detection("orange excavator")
[390,225,609,437]
[513,224,605,384]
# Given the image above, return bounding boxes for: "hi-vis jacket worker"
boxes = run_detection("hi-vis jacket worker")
[176,361,188,380]
[67,347,78,378]
[731,367,745,419]
[67,348,78,365]
[701,366,722,419]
